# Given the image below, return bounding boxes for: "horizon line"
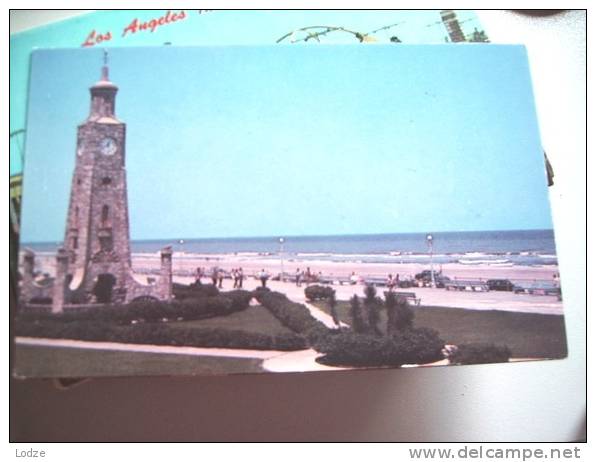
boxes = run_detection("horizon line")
[21,228,555,246]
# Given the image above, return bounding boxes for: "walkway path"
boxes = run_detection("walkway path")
[262,348,349,372]
[301,299,351,329]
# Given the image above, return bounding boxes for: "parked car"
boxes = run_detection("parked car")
[414,270,450,288]
[486,279,514,291]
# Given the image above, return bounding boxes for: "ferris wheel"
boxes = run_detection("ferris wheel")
[276,22,404,44]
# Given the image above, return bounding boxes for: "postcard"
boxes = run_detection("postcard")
[13,45,566,378]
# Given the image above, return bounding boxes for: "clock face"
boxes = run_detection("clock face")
[100,137,117,156]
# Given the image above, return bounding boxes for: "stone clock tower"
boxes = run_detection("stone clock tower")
[63,51,132,303]
[21,52,172,311]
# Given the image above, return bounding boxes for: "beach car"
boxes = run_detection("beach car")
[414,270,450,288]
[486,279,514,291]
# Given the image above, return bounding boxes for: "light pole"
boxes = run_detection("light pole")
[426,234,435,288]
[279,237,285,282]
[178,239,184,273]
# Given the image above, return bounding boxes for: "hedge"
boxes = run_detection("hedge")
[304,285,335,302]
[18,290,253,325]
[173,282,220,299]
[29,297,52,305]
[448,343,512,365]
[15,319,115,342]
[14,318,307,351]
[254,290,330,341]
[315,327,445,367]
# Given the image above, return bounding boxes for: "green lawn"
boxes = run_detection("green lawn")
[168,305,293,335]
[14,345,264,378]
[313,301,567,359]
[13,305,293,378]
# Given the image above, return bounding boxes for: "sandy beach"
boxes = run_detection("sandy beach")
[24,251,563,315]
[27,250,561,287]
[132,251,559,283]
[143,252,564,315]
[25,252,558,282]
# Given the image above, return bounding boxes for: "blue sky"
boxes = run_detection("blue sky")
[21,45,553,242]
[11,10,485,176]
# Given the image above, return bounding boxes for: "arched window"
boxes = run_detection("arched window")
[101,205,109,226]
[101,177,112,186]
[75,206,79,220]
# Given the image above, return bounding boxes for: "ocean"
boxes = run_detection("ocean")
[25,229,558,267]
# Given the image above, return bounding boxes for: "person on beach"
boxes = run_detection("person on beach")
[211,267,218,286]
[295,268,302,287]
[195,267,203,285]
[305,267,312,285]
[387,274,395,291]
[394,273,400,289]
[350,271,359,285]
[217,269,224,289]
[238,267,244,288]
[259,269,269,288]
[231,268,238,288]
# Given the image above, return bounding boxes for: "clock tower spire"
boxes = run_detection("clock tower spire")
[89,49,118,121]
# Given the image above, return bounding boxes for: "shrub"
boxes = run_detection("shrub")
[349,295,367,334]
[328,290,340,327]
[363,285,383,336]
[385,292,414,334]
[448,343,512,365]
[304,284,335,302]
[315,327,445,367]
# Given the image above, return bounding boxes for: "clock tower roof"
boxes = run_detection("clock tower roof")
[88,50,120,122]
[91,49,118,90]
